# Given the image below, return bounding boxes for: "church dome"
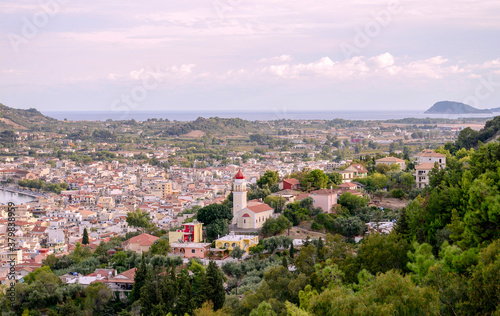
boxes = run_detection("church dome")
[234,169,245,179]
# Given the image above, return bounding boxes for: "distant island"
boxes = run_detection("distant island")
[490,107,500,112]
[425,101,492,114]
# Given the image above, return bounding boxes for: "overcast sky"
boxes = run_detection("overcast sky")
[1,0,500,113]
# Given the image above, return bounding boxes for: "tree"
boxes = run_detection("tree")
[302,169,329,191]
[206,218,229,241]
[149,237,171,255]
[261,215,292,237]
[326,172,343,186]
[357,232,410,275]
[205,261,226,310]
[338,193,368,213]
[295,244,318,276]
[230,246,245,260]
[257,170,279,188]
[250,301,277,316]
[126,209,153,231]
[197,204,233,240]
[82,228,89,245]
[130,254,147,302]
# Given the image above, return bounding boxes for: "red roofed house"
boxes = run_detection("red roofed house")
[107,268,136,293]
[121,233,159,254]
[282,178,300,190]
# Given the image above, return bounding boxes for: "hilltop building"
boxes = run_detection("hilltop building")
[232,170,274,229]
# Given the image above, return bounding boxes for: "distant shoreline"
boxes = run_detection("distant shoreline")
[42,110,496,122]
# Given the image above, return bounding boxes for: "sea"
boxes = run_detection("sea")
[0,189,37,205]
[42,110,496,122]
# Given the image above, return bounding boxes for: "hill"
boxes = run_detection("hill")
[424,101,492,114]
[163,116,265,137]
[455,115,500,149]
[0,103,58,130]
[490,107,500,112]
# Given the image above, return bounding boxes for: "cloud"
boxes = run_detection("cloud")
[263,53,473,80]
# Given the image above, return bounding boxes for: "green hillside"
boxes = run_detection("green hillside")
[0,103,58,130]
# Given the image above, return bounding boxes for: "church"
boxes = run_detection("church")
[232,169,274,229]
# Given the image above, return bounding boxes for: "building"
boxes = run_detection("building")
[121,233,159,254]
[153,181,172,199]
[344,164,368,178]
[282,178,300,190]
[170,242,211,259]
[169,220,204,244]
[215,231,259,253]
[236,201,274,229]
[375,157,406,170]
[232,170,275,229]
[416,150,446,169]
[334,169,355,183]
[415,163,435,188]
[308,189,338,213]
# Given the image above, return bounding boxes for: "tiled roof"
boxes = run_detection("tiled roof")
[415,163,436,170]
[246,202,273,214]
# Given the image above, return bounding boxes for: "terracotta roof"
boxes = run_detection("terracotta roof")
[338,182,357,188]
[418,150,446,158]
[32,226,47,233]
[376,157,405,163]
[350,164,368,173]
[415,163,436,170]
[310,189,336,195]
[108,268,136,283]
[122,233,159,247]
[246,202,273,213]
[283,178,300,185]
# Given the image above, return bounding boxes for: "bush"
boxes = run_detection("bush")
[391,189,405,199]
[311,221,324,230]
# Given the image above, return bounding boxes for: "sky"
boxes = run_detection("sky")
[1,0,500,115]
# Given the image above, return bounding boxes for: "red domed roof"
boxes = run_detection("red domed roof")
[235,169,245,179]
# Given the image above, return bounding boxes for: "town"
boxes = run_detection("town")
[0,105,497,315]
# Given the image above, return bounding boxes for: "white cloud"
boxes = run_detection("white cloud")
[263,53,473,80]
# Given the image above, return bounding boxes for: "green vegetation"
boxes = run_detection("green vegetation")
[17,179,68,194]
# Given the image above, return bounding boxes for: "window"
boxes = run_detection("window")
[244,219,246,223]
[191,249,196,254]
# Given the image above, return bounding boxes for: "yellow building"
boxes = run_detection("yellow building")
[154,182,173,199]
[169,220,204,243]
[215,232,259,253]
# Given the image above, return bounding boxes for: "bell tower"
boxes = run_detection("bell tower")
[232,169,247,224]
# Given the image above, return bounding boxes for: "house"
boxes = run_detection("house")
[415,162,435,188]
[334,169,355,183]
[345,164,368,178]
[215,232,259,253]
[308,189,338,213]
[416,150,446,169]
[375,157,406,170]
[169,220,204,244]
[282,178,300,190]
[107,268,136,292]
[338,182,358,191]
[121,233,159,254]
[170,242,211,259]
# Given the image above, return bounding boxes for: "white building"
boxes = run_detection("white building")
[232,170,274,230]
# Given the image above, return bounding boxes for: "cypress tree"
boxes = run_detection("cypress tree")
[290,243,295,259]
[130,253,147,302]
[205,260,225,310]
[82,228,89,245]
